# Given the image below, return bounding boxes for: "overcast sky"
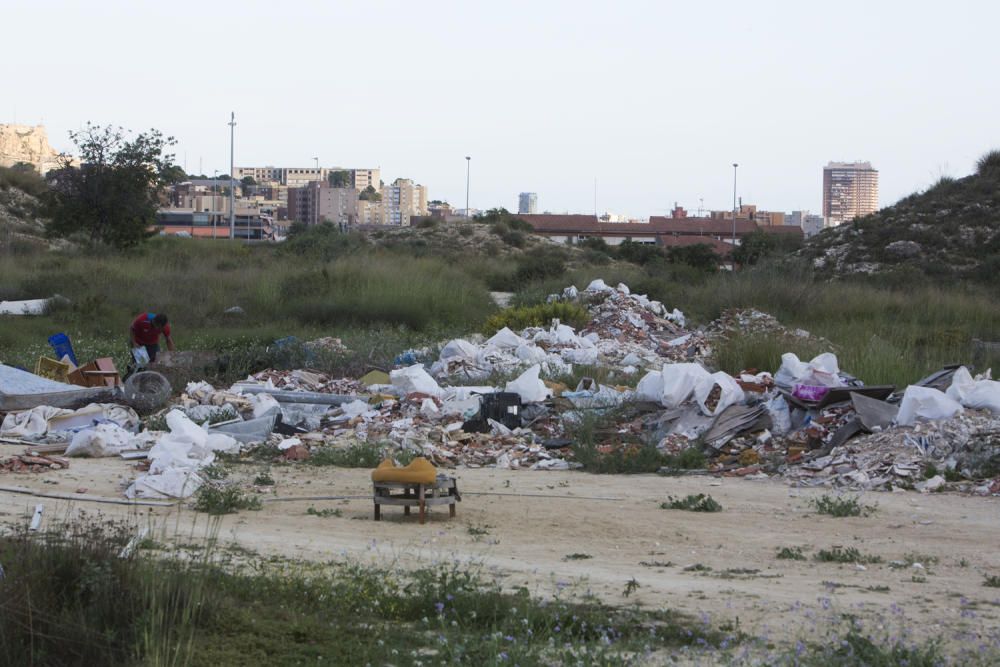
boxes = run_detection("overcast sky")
[5,0,998,217]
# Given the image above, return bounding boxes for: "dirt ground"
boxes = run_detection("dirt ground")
[2,455,999,648]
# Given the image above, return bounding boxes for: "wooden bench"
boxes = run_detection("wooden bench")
[373,475,460,524]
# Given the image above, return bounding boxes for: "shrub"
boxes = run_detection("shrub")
[192,484,263,514]
[814,546,882,564]
[483,301,589,333]
[658,446,706,471]
[306,442,385,468]
[776,546,807,560]
[660,494,722,512]
[976,149,1000,176]
[810,494,877,517]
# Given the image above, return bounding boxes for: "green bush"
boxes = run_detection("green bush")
[660,494,722,512]
[483,301,589,333]
[192,484,263,514]
[810,494,877,518]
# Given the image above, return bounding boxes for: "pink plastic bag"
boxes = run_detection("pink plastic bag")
[792,384,830,402]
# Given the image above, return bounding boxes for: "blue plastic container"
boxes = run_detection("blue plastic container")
[47,333,78,366]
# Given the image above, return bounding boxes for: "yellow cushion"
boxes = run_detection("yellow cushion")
[371,457,437,485]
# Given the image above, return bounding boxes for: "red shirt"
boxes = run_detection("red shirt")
[131,313,171,346]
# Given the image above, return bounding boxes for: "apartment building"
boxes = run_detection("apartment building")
[518,192,538,215]
[286,181,358,226]
[383,178,428,226]
[822,161,879,227]
[711,204,786,226]
[233,166,381,191]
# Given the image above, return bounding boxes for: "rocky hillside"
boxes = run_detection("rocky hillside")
[0,182,54,250]
[802,151,1000,283]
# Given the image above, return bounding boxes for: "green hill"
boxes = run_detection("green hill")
[802,150,1000,284]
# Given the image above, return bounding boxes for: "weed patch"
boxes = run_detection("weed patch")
[810,494,877,517]
[661,494,723,512]
[306,442,384,468]
[776,546,807,561]
[192,484,263,515]
[814,546,882,564]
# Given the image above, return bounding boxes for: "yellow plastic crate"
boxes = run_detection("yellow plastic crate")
[35,356,72,383]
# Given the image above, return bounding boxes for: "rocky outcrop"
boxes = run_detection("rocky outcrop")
[0,124,70,174]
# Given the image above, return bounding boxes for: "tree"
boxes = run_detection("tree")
[666,243,719,272]
[45,123,176,248]
[161,164,187,184]
[730,230,776,266]
[241,175,256,187]
[359,185,381,201]
[328,170,351,188]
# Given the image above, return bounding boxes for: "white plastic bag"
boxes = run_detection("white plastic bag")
[65,423,135,457]
[635,370,664,402]
[390,364,444,397]
[946,366,1000,414]
[765,395,792,435]
[439,339,479,363]
[505,364,552,403]
[694,371,744,416]
[896,386,964,426]
[661,363,712,408]
[774,352,843,388]
[486,327,524,349]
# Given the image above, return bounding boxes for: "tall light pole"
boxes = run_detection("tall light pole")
[213,169,219,239]
[313,156,319,169]
[731,162,739,267]
[465,156,471,217]
[228,112,236,240]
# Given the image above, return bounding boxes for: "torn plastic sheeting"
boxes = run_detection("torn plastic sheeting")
[126,469,205,500]
[0,364,110,411]
[439,338,480,363]
[209,414,277,444]
[774,352,844,389]
[0,298,50,315]
[233,385,357,405]
[486,327,525,349]
[1,403,140,439]
[389,364,443,397]
[896,386,964,426]
[340,399,378,419]
[946,366,1000,414]
[563,385,629,410]
[694,371,744,417]
[585,279,614,293]
[505,364,552,403]
[661,363,712,408]
[65,423,136,457]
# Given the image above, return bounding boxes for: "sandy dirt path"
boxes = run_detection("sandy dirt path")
[2,455,999,647]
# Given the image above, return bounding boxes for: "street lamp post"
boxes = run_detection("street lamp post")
[731,163,739,268]
[228,112,236,240]
[465,156,471,217]
[313,157,319,169]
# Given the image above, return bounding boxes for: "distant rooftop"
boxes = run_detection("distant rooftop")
[825,161,876,171]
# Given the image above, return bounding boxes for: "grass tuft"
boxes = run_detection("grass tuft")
[810,494,877,517]
[661,494,723,512]
[192,484,263,514]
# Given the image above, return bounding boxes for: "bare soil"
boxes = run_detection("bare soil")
[2,455,998,647]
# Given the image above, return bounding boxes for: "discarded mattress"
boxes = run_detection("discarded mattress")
[0,364,112,411]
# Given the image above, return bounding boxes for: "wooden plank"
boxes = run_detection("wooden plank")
[373,496,456,507]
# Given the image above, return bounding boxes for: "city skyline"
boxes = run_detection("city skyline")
[5,1,998,217]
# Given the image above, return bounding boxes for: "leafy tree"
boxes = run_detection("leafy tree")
[328,170,351,187]
[359,185,381,201]
[475,208,533,231]
[45,123,176,248]
[666,243,719,272]
[161,164,187,184]
[616,239,663,265]
[241,175,256,187]
[731,230,776,266]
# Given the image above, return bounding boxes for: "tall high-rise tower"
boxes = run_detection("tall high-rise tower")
[518,192,537,215]
[822,161,879,227]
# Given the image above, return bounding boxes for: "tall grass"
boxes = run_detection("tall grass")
[0,237,496,374]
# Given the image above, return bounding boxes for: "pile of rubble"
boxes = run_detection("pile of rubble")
[4,279,1000,500]
[0,453,70,473]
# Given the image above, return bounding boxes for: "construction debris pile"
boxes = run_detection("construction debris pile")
[3,280,1000,499]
